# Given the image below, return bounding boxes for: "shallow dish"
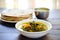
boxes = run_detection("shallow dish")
[15,19,52,38]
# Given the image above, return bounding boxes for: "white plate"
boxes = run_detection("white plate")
[0,18,18,23]
[0,18,32,23]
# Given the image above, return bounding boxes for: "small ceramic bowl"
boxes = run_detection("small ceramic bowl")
[15,19,52,38]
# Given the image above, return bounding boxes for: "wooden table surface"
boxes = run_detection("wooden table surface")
[0,9,60,40]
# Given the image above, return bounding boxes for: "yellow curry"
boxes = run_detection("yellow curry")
[21,21,48,32]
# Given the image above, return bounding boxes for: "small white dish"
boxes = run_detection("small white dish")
[15,19,52,38]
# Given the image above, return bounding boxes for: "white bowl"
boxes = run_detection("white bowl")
[15,19,52,38]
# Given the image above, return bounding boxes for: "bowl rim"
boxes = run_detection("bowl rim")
[15,19,52,33]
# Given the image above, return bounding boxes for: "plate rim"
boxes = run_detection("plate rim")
[0,18,17,23]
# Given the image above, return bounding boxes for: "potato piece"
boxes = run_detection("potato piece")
[24,24,31,28]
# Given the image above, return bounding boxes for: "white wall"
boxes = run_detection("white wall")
[53,0,60,9]
[35,0,53,9]
[28,0,35,9]
[0,0,5,8]
[0,0,60,9]
[56,0,60,9]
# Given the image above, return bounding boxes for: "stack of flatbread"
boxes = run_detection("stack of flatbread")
[1,9,32,21]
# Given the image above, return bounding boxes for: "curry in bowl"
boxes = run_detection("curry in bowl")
[19,21,48,32]
[15,19,52,38]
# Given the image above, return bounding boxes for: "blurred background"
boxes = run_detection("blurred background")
[0,0,60,10]
[0,0,60,40]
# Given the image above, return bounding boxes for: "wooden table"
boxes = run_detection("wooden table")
[0,9,60,40]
